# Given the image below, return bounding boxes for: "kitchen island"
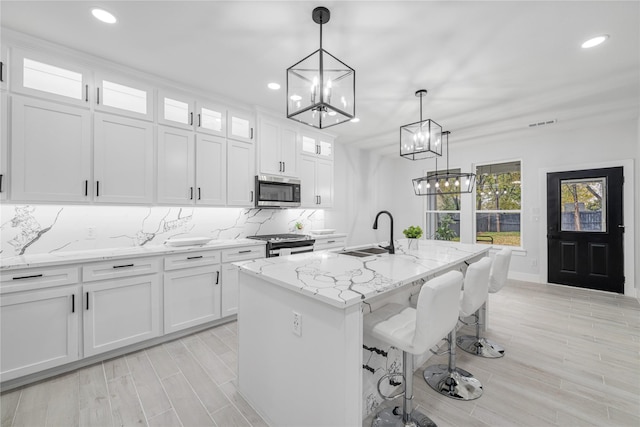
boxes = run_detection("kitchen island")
[236,239,490,426]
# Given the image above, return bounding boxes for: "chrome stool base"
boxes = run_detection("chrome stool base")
[456,335,505,358]
[372,407,437,427]
[423,364,483,401]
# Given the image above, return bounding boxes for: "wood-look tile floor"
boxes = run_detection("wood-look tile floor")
[1,279,639,427]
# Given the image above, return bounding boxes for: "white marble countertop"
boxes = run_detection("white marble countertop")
[0,238,266,271]
[308,233,348,239]
[237,239,490,308]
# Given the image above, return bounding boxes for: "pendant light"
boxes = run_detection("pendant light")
[412,131,476,195]
[400,89,442,160]
[286,6,355,129]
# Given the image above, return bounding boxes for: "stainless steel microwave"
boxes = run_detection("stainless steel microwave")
[255,175,301,208]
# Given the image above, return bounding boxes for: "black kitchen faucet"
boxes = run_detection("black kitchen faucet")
[372,210,395,254]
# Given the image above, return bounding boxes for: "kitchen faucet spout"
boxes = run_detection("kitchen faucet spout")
[372,210,395,254]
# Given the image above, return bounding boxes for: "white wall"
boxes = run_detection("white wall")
[363,116,638,292]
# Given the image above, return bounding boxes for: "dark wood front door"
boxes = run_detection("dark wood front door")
[547,167,624,293]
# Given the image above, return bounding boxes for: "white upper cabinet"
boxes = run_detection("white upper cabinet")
[300,156,333,208]
[157,126,196,204]
[158,90,194,130]
[227,139,256,207]
[11,95,91,202]
[95,73,154,121]
[195,134,226,205]
[258,116,299,177]
[228,108,255,142]
[301,132,334,160]
[94,113,154,203]
[1,92,7,200]
[195,100,226,136]
[10,48,90,107]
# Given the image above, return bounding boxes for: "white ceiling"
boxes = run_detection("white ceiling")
[1,1,638,155]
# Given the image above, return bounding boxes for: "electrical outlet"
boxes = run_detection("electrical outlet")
[86,226,96,240]
[292,311,302,336]
[531,258,538,268]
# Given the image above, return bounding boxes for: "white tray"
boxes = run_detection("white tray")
[164,237,212,247]
[310,229,336,235]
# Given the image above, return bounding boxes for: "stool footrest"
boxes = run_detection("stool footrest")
[372,407,437,427]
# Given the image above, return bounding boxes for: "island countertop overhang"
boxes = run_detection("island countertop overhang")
[237,239,491,308]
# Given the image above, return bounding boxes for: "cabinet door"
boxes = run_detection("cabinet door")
[83,275,161,357]
[318,138,334,160]
[221,263,239,317]
[301,134,318,157]
[228,108,255,142]
[95,73,154,121]
[158,90,194,130]
[94,113,154,203]
[1,286,80,382]
[11,48,90,107]
[280,125,299,177]
[1,92,7,200]
[195,101,226,136]
[164,265,221,333]
[157,126,195,204]
[11,95,91,202]
[299,155,318,208]
[227,139,255,207]
[195,134,226,206]
[316,158,334,208]
[258,118,281,175]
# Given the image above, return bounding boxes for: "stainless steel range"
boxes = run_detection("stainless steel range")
[247,234,315,258]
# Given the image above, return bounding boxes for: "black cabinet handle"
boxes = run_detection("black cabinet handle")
[0,61,3,82]
[190,112,193,126]
[72,294,75,313]
[0,174,3,193]
[85,85,89,102]
[190,187,194,200]
[250,128,254,139]
[187,255,203,260]
[84,180,88,196]
[96,181,100,197]
[13,274,43,280]
[279,161,282,172]
[198,113,201,127]
[327,240,335,244]
[250,191,254,202]
[238,250,252,254]
[215,271,220,285]
[86,292,89,310]
[96,87,100,104]
[113,264,134,269]
[283,162,285,173]
[198,187,201,200]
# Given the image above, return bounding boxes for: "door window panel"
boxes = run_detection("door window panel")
[560,177,606,232]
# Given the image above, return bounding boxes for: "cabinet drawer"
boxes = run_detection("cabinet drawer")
[0,267,79,294]
[164,250,221,271]
[82,258,160,282]
[222,246,265,263]
[314,237,346,251]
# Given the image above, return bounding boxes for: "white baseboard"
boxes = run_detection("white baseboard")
[508,271,541,283]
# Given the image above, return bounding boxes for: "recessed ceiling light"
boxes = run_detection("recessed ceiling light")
[290,94,302,101]
[268,82,281,90]
[581,35,609,49]
[91,8,117,24]
[350,117,360,123]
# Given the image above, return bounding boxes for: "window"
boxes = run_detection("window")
[425,168,462,241]
[560,177,605,232]
[23,57,83,100]
[475,161,521,246]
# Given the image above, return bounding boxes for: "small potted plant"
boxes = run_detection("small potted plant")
[294,221,304,233]
[402,225,423,250]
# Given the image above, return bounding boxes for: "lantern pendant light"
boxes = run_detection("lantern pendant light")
[400,89,443,160]
[286,6,356,129]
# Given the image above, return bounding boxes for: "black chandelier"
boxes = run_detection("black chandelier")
[286,6,356,129]
[400,89,442,160]
[412,131,477,195]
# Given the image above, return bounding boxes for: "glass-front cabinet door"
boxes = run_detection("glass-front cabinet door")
[195,101,226,136]
[95,73,154,121]
[158,90,194,130]
[11,48,91,107]
[228,108,255,142]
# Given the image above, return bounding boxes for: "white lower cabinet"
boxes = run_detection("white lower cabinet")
[313,236,347,251]
[163,264,221,334]
[0,285,80,382]
[220,245,265,317]
[83,274,161,357]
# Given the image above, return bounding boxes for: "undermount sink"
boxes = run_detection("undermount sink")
[338,246,389,258]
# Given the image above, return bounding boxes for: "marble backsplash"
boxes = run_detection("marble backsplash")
[0,204,325,257]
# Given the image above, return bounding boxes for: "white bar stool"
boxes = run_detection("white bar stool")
[423,257,492,401]
[364,271,463,427]
[457,248,512,358]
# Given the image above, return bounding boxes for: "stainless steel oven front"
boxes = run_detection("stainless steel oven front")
[255,175,301,208]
